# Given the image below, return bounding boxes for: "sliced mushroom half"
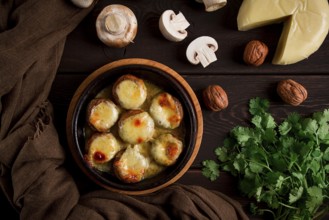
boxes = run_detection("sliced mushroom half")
[196,0,227,12]
[71,0,94,8]
[96,4,138,48]
[186,36,218,68]
[159,10,190,42]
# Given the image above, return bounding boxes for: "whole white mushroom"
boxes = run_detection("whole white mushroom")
[96,4,138,48]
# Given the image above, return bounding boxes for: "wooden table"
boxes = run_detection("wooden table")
[2,0,329,219]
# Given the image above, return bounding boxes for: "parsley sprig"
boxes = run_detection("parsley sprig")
[202,97,329,220]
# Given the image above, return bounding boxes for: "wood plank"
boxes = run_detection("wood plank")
[47,73,329,220]
[59,0,329,75]
[50,73,329,167]
[4,0,329,218]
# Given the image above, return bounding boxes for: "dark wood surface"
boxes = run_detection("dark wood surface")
[2,0,329,219]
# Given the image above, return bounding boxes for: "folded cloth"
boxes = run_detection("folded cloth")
[0,0,249,219]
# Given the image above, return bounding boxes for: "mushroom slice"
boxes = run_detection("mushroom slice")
[151,133,183,166]
[112,74,147,110]
[87,98,120,132]
[149,92,183,129]
[186,36,218,68]
[159,10,190,42]
[196,0,227,12]
[113,146,149,183]
[118,110,155,144]
[96,4,138,48]
[85,133,122,171]
[71,0,94,8]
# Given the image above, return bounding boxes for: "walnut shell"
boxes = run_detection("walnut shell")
[202,85,228,111]
[277,79,307,106]
[243,40,268,66]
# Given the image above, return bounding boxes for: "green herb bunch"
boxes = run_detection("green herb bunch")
[202,98,329,220]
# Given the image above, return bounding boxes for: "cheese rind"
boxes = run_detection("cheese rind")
[237,0,329,65]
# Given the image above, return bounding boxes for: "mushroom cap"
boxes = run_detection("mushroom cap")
[159,10,189,42]
[186,36,218,65]
[203,0,227,12]
[96,4,138,48]
[71,0,94,8]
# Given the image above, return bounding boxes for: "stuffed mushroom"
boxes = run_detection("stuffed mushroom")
[112,74,147,109]
[113,146,149,183]
[87,98,120,132]
[149,92,183,129]
[118,110,155,144]
[85,133,122,171]
[151,133,183,166]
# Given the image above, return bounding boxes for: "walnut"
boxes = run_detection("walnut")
[277,79,308,106]
[243,40,268,66]
[202,85,228,111]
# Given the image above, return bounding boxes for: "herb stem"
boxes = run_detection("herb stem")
[259,208,276,219]
[312,206,329,220]
[245,159,273,172]
[278,202,298,210]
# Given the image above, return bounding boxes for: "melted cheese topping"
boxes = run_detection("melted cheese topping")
[87,133,121,168]
[149,92,183,129]
[115,80,147,109]
[85,76,186,183]
[237,0,329,65]
[113,146,149,183]
[89,100,119,132]
[144,160,165,178]
[151,133,183,166]
[119,111,155,144]
[135,143,165,178]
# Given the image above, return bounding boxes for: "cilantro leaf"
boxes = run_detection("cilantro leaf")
[324,147,329,161]
[202,160,220,181]
[306,187,323,213]
[324,164,329,173]
[251,115,262,129]
[263,128,277,143]
[287,112,301,125]
[261,113,276,129]
[202,97,329,220]
[215,147,228,162]
[249,97,269,116]
[313,109,329,125]
[289,186,304,204]
[279,121,292,135]
[302,118,318,136]
[232,126,260,146]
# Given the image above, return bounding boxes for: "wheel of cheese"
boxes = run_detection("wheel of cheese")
[237,0,329,65]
